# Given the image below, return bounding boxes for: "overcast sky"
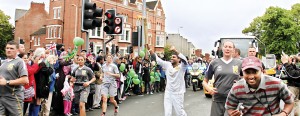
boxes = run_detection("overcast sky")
[1,0,299,53]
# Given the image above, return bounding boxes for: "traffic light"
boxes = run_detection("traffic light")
[82,0,103,30]
[103,9,115,34]
[130,46,133,53]
[103,9,123,35]
[211,50,215,56]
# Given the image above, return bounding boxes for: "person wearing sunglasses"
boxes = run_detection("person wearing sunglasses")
[225,56,294,116]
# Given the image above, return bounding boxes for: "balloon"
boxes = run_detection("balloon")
[119,63,125,72]
[139,51,145,58]
[73,37,84,46]
[133,74,138,79]
[133,79,140,85]
[150,76,155,83]
[150,71,155,76]
[129,69,136,77]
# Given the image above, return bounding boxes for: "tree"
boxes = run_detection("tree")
[243,6,300,57]
[0,10,14,57]
[164,44,172,61]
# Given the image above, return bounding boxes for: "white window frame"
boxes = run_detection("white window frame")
[53,7,61,19]
[123,0,128,6]
[46,25,62,39]
[137,3,142,10]
[156,23,161,30]
[119,47,127,56]
[34,37,40,46]
[156,35,164,47]
[157,9,162,16]
[147,21,151,29]
[94,44,102,54]
[90,26,103,38]
[148,34,152,45]
[120,29,131,42]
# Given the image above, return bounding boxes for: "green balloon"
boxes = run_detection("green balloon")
[133,79,140,85]
[133,74,138,79]
[119,63,125,72]
[73,37,84,46]
[139,51,145,58]
[129,69,136,77]
[150,76,155,83]
[150,71,155,76]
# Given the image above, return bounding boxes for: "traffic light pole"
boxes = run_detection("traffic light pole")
[103,35,115,55]
[86,32,89,53]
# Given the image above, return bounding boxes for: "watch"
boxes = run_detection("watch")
[6,80,10,86]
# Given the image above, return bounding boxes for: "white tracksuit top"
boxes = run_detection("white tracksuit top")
[155,53,188,94]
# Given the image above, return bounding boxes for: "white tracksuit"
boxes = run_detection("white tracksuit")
[155,53,187,116]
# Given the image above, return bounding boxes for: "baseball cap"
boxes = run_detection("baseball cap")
[242,56,262,71]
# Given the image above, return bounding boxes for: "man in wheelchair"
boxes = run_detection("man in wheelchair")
[281,54,300,116]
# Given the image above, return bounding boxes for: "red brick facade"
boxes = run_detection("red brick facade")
[14,2,49,51]
[14,0,166,55]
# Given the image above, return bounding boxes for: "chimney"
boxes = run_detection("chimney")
[30,2,45,11]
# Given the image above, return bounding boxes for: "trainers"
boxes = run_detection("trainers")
[150,92,153,95]
[147,92,149,94]
[114,106,119,113]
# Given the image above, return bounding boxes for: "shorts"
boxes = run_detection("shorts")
[0,95,23,116]
[101,83,117,97]
[74,88,90,104]
[210,101,228,116]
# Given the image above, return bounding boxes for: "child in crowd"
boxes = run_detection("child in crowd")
[154,68,161,93]
[61,75,76,116]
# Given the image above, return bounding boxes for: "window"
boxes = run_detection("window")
[147,21,151,29]
[120,29,130,42]
[137,3,142,10]
[90,27,102,38]
[34,37,40,46]
[157,9,162,16]
[123,0,128,6]
[47,25,62,39]
[148,34,152,45]
[119,48,127,56]
[156,36,164,47]
[95,45,102,54]
[156,23,161,30]
[53,7,61,19]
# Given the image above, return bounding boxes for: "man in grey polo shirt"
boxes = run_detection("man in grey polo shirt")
[0,41,29,116]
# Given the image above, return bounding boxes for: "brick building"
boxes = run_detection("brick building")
[14,0,166,55]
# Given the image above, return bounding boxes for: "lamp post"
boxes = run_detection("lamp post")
[71,4,78,37]
[178,26,183,34]
[178,26,183,53]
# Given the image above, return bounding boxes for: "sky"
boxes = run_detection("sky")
[1,0,299,53]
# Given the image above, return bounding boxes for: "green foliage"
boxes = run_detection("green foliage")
[243,4,300,57]
[0,10,14,57]
[164,44,172,61]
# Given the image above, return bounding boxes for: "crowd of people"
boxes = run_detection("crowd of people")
[0,40,299,116]
[0,41,187,116]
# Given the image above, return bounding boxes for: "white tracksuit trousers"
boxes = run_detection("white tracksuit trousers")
[164,92,187,116]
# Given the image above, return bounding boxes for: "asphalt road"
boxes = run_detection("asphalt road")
[86,88,212,116]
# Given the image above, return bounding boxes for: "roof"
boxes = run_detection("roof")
[31,27,46,36]
[130,0,136,3]
[146,1,157,10]
[15,9,28,21]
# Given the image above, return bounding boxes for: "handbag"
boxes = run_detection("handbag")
[24,86,35,99]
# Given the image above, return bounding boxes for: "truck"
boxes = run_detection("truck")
[212,35,258,58]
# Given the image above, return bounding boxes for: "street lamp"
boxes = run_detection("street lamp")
[178,26,183,34]
[71,4,78,37]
